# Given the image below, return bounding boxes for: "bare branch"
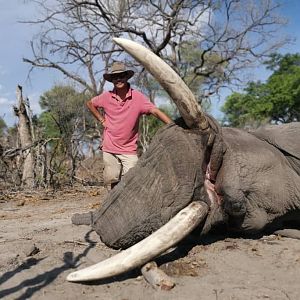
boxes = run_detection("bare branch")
[23,0,289,97]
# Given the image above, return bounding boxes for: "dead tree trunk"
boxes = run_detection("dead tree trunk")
[14,85,35,187]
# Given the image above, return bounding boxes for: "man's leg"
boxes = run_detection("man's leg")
[71,152,120,226]
[116,154,139,177]
[103,152,122,190]
[71,153,136,226]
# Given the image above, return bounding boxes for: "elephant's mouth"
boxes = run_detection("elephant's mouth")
[204,165,223,207]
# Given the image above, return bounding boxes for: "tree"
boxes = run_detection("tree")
[222,53,300,127]
[39,85,89,141]
[0,117,7,137]
[0,117,7,173]
[139,105,176,152]
[263,53,300,123]
[37,85,92,185]
[24,0,288,99]
[14,85,35,187]
[0,122,29,188]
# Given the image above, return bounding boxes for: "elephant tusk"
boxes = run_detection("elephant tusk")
[113,37,208,130]
[67,201,208,282]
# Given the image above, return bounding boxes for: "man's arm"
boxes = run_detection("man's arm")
[86,100,106,126]
[149,107,172,124]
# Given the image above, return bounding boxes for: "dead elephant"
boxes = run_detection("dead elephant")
[67,38,300,282]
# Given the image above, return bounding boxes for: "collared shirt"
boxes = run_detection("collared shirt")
[91,87,155,154]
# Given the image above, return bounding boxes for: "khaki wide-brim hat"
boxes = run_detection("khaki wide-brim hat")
[103,61,134,82]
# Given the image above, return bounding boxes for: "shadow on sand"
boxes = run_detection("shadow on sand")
[0,230,96,299]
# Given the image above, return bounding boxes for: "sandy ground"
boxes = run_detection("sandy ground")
[1,187,300,300]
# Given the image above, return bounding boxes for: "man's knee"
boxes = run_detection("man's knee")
[103,152,121,184]
[103,167,120,185]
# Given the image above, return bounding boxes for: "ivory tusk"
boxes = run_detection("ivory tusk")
[67,201,208,282]
[113,37,208,130]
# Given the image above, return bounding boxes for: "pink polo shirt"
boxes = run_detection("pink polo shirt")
[91,87,156,154]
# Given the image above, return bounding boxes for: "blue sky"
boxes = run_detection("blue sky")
[0,1,60,127]
[0,0,300,127]
[278,0,300,54]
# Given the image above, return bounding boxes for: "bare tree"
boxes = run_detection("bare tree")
[24,0,289,98]
[14,85,35,187]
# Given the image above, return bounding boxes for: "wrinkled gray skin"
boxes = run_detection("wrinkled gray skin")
[88,117,300,250]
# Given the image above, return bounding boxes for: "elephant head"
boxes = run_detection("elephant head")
[66,38,224,282]
[67,38,300,282]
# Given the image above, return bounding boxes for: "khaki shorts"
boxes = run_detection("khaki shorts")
[103,152,138,185]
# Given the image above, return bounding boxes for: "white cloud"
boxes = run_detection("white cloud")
[0,96,16,126]
[0,97,11,105]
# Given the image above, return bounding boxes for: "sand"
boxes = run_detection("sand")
[1,187,299,300]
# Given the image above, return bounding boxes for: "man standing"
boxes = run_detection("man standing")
[87,61,172,189]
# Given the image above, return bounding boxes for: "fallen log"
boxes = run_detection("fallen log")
[141,261,175,290]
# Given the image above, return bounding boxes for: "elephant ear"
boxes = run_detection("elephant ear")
[250,122,300,174]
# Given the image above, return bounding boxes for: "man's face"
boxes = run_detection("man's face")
[111,72,128,89]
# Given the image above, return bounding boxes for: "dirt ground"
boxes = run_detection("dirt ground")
[1,187,300,300]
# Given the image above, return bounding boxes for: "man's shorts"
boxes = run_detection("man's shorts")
[103,152,138,185]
